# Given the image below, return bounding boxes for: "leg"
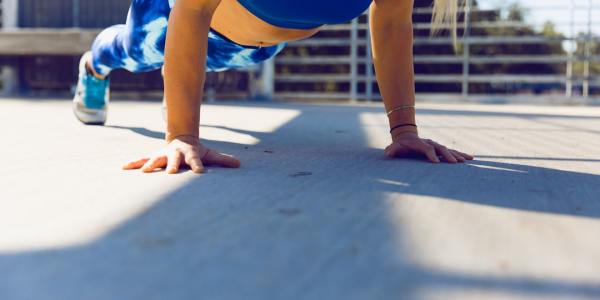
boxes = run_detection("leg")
[90,0,172,77]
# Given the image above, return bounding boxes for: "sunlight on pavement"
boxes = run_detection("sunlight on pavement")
[201,105,301,145]
[0,102,300,254]
[466,163,529,173]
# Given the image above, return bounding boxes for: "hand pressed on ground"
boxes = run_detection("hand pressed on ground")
[122,135,241,174]
[385,132,474,164]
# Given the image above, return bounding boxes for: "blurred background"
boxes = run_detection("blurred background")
[0,0,598,104]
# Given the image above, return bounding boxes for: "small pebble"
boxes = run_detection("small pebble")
[291,171,312,177]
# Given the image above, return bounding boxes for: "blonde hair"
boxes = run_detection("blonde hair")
[431,0,466,47]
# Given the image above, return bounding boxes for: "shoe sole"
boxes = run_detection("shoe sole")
[72,101,107,126]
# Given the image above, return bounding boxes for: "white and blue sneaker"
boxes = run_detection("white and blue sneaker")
[73,51,110,125]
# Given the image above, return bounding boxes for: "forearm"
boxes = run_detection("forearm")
[163,2,215,142]
[369,2,417,134]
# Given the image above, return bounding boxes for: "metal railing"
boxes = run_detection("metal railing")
[2,0,599,104]
[272,1,600,104]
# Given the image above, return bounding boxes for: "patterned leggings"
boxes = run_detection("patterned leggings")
[91,0,287,76]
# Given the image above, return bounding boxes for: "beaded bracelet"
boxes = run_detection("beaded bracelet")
[387,105,415,116]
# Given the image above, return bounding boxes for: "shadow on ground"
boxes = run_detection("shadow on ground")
[2,103,599,300]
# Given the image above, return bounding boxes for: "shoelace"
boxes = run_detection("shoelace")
[83,75,108,109]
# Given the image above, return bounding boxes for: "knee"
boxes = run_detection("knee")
[126,19,168,67]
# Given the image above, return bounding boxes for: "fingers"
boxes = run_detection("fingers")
[409,141,440,163]
[123,158,150,170]
[166,150,183,174]
[202,149,241,168]
[431,142,458,164]
[456,150,475,160]
[451,149,475,162]
[427,140,471,163]
[141,156,167,173]
[450,150,466,162]
[185,151,205,174]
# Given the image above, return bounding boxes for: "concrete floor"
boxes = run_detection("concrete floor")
[1,98,599,300]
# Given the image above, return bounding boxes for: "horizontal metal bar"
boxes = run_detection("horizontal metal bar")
[276,74,353,82]
[287,38,367,47]
[416,75,600,84]
[414,55,600,64]
[287,36,598,47]
[326,21,600,31]
[277,55,600,65]
[276,73,600,85]
[275,92,354,100]
[0,29,100,55]
[415,75,561,83]
[274,92,600,104]
[414,21,600,30]
[414,36,599,45]
[276,56,364,64]
[412,6,600,14]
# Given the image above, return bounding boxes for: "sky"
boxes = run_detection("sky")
[476,0,599,52]
[477,0,600,36]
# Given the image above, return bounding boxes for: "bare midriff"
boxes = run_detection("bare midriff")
[210,0,323,47]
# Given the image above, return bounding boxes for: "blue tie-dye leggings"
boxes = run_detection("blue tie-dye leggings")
[91,0,287,76]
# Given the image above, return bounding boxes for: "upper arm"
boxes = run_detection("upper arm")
[370,0,414,24]
[175,0,222,16]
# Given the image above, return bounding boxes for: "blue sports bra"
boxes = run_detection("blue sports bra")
[237,0,372,29]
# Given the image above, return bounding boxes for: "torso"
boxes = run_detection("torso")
[210,0,323,48]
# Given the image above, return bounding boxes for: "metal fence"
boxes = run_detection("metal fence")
[1,0,255,98]
[273,0,600,104]
[2,0,600,104]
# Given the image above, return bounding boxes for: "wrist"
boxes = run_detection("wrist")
[387,108,416,128]
[391,126,418,142]
[166,122,200,143]
[166,132,200,143]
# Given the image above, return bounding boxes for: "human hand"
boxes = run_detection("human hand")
[123,135,241,173]
[385,132,474,163]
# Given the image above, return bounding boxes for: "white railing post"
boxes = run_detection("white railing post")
[1,0,17,28]
[72,0,80,27]
[566,0,575,99]
[350,18,359,102]
[365,11,374,102]
[257,58,275,100]
[582,0,592,100]
[1,0,18,96]
[461,0,473,101]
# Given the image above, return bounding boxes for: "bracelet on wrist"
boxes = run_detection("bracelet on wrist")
[386,105,415,116]
[389,123,417,133]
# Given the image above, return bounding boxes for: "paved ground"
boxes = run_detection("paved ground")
[1,98,599,300]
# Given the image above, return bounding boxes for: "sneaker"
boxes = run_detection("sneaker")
[73,51,110,125]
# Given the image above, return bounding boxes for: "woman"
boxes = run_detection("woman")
[73,0,473,174]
